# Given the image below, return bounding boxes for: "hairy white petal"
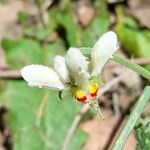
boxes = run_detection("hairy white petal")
[53,55,69,83]
[21,65,65,90]
[65,47,89,90]
[91,31,119,76]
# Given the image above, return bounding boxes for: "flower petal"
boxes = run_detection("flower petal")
[53,55,69,83]
[21,65,65,90]
[65,47,89,90]
[91,31,119,76]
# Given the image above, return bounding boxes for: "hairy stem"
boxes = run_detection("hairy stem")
[112,55,150,80]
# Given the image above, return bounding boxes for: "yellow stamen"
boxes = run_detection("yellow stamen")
[75,90,85,99]
[88,84,98,94]
[74,89,87,102]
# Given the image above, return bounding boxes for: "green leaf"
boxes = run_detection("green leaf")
[81,0,109,47]
[1,39,43,68]
[115,6,150,70]
[23,27,54,41]
[80,15,109,47]
[49,1,109,48]
[17,11,30,26]
[42,40,65,65]
[0,81,86,150]
[55,9,80,47]
[135,117,150,150]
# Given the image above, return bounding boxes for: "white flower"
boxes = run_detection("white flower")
[21,31,118,103]
[21,65,65,90]
[21,31,119,119]
[91,31,118,76]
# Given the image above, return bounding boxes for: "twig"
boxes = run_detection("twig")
[0,48,8,70]
[97,74,125,98]
[36,91,48,126]
[61,74,124,150]
[0,57,148,80]
[62,104,89,150]
[36,0,49,27]
[0,70,21,79]
[38,130,52,149]
[91,99,105,119]
[133,57,150,66]
[112,93,121,118]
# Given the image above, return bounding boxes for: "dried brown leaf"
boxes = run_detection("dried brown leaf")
[81,109,136,150]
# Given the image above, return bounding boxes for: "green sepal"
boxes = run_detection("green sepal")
[89,76,104,87]
[79,47,91,58]
[57,83,78,101]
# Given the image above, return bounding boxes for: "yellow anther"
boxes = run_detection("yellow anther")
[75,90,85,99]
[88,83,99,97]
[74,89,87,102]
[88,84,98,93]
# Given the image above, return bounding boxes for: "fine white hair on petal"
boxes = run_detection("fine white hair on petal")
[21,65,65,90]
[53,55,69,83]
[91,31,119,76]
[65,47,89,90]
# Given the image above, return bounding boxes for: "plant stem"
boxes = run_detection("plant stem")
[112,55,150,80]
[112,86,150,150]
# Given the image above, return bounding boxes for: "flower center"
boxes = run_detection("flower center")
[74,90,87,103]
[88,83,99,98]
[74,83,99,103]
